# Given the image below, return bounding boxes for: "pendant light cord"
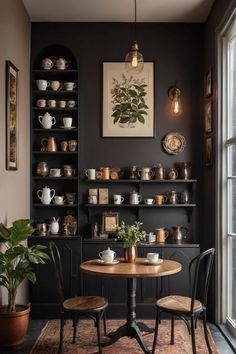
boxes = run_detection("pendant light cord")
[134,0,137,41]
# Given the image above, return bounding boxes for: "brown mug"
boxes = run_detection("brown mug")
[60,140,68,152]
[100,167,110,180]
[155,195,167,205]
[155,228,169,243]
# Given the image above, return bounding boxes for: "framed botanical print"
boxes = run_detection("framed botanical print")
[204,99,212,133]
[6,60,19,170]
[103,62,154,137]
[102,212,119,234]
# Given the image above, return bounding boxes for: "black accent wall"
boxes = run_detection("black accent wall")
[31,22,204,238]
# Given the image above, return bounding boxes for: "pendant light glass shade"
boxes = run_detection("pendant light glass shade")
[125,0,144,74]
[125,41,144,73]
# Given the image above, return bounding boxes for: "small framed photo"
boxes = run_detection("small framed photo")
[204,99,212,133]
[102,212,119,234]
[205,68,212,97]
[6,60,19,170]
[205,137,213,166]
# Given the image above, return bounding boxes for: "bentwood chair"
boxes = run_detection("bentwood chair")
[49,242,108,354]
[152,248,215,354]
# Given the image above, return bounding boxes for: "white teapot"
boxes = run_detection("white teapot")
[99,247,116,263]
[37,186,55,205]
[38,112,56,129]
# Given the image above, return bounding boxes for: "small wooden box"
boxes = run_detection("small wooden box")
[99,188,109,204]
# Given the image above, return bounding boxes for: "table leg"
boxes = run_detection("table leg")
[102,278,151,354]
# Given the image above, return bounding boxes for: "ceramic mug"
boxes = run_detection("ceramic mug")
[147,253,159,263]
[85,168,96,180]
[47,99,56,108]
[63,117,72,128]
[144,198,154,205]
[68,140,77,152]
[36,80,49,91]
[67,100,76,108]
[57,100,66,108]
[155,195,167,205]
[49,168,61,177]
[113,195,124,204]
[36,99,46,108]
[64,82,76,91]
[50,81,61,91]
[60,140,68,152]
[53,196,65,205]
[42,58,54,70]
[66,193,76,205]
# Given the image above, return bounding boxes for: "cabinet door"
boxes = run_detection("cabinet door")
[161,247,200,297]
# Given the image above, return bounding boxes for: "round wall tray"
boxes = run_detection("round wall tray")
[162,132,186,155]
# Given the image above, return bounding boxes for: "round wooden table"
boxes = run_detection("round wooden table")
[80,258,182,354]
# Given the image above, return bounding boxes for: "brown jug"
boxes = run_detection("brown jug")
[41,136,57,152]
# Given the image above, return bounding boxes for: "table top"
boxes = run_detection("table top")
[80,258,182,278]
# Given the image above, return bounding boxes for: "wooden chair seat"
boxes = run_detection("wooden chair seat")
[156,295,202,313]
[63,296,107,312]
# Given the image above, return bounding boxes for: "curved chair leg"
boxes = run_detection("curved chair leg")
[58,314,64,354]
[152,308,160,354]
[171,314,174,345]
[96,312,102,354]
[190,316,197,354]
[203,309,212,354]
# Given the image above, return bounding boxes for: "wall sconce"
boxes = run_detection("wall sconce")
[168,87,182,116]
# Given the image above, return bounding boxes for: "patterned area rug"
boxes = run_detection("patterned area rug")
[30,319,219,354]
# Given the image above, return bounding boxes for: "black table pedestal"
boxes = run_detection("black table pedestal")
[102,278,152,354]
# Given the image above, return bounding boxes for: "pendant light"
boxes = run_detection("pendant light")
[125,0,144,74]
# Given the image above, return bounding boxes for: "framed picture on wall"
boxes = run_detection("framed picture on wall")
[6,60,19,170]
[204,99,212,133]
[102,212,119,234]
[102,62,154,137]
[205,68,212,97]
[205,136,213,166]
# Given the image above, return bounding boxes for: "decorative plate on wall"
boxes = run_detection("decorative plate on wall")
[162,132,186,155]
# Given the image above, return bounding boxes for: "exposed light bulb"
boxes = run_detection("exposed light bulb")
[169,87,182,117]
[131,52,138,68]
[125,41,144,74]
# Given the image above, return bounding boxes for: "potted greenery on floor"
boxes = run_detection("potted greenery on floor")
[0,219,49,350]
[117,221,146,262]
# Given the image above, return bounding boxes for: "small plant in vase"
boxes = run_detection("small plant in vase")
[117,221,146,262]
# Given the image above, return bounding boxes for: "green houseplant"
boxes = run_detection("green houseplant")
[117,221,146,262]
[0,219,49,350]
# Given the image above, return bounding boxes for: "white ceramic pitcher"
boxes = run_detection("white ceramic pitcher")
[37,186,55,205]
[38,112,56,129]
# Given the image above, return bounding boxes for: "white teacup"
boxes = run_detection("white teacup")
[63,117,72,128]
[36,99,46,108]
[67,100,76,108]
[53,196,65,205]
[64,82,76,91]
[57,100,66,108]
[85,168,96,180]
[147,253,159,264]
[36,80,49,91]
[49,168,61,177]
[113,195,124,204]
[144,198,154,205]
[47,99,56,108]
[99,248,116,263]
[50,81,61,91]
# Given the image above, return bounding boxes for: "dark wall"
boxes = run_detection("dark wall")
[31,23,204,237]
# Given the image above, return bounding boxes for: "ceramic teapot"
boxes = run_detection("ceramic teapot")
[50,217,60,234]
[37,186,55,205]
[55,57,70,70]
[99,247,116,263]
[170,226,188,243]
[38,112,56,129]
[41,136,57,152]
[129,191,142,204]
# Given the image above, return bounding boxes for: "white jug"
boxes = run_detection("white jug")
[37,186,55,205]
[50,217,60,234]
[129,191,142,205]
[38,112,56,129]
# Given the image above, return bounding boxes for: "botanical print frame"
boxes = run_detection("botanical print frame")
[103,62,154,137]
[6,60,19,170]
[205,136,213,166]
[205,68,212,97]
[102,212,119,234]
[204,99,212,133]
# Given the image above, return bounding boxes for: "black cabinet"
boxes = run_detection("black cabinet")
[28,237,81,318]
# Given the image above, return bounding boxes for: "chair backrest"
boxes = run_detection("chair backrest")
[189,248,215,312]
[49,241,64,309]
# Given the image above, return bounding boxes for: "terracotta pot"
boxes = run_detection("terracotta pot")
[0,304,30,350]
[124,245,137,262]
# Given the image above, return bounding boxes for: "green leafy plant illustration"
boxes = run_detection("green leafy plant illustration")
[111,74,148,127]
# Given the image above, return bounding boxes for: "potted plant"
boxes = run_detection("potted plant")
[117,221,146,262]
[0,219,49,350]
